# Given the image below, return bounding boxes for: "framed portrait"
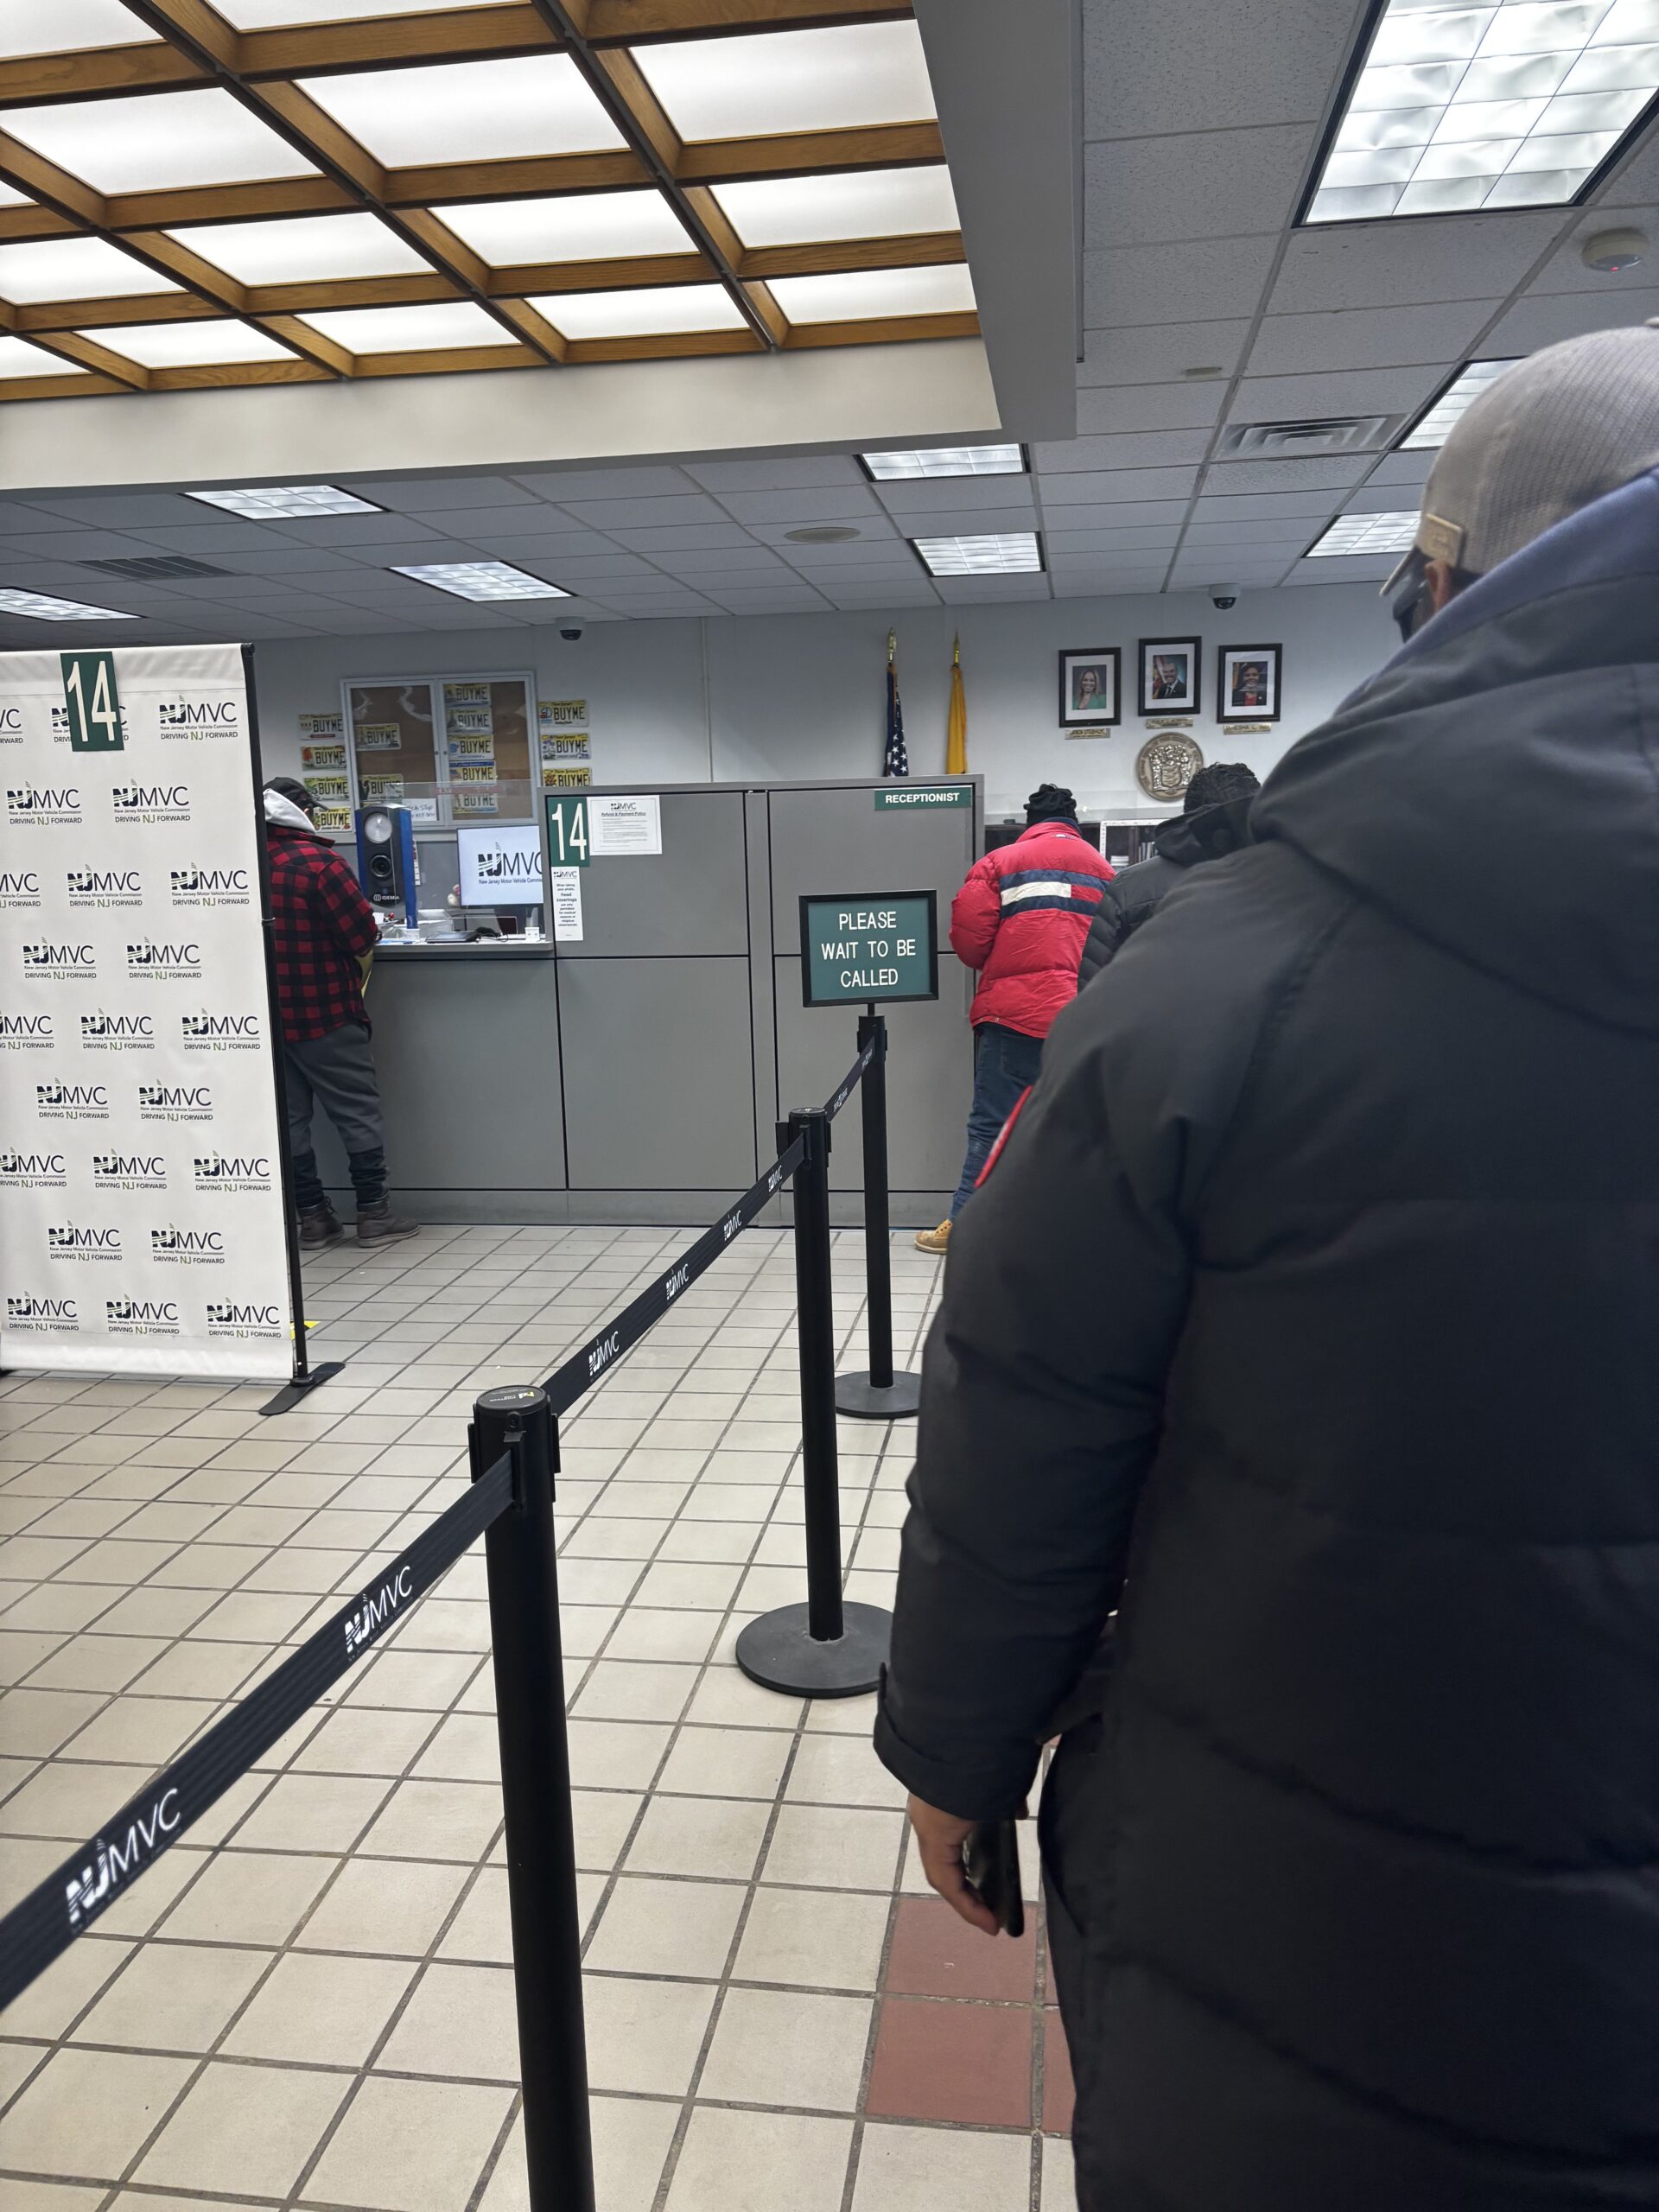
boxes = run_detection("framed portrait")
[1138,637,1201,718]
[1217,643,1282,724]
[1058,647,1121,729]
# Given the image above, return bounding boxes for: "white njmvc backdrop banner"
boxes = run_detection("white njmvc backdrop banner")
[0,643,296,1380]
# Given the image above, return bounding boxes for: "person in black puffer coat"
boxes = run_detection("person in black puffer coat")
[1076,761,1260,990]
[874,323,1659,2211]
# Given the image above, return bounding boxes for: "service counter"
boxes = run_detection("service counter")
[314,778,982,1226]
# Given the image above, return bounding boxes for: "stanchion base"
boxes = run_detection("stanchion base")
[835,1369,922,1420]
[260,1361,345,1417]
[735,1601,891,1698]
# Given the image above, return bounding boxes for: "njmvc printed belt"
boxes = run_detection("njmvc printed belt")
[539,1135,805,1419]
[823,1034,878,1123]
[0,1452,515,2012]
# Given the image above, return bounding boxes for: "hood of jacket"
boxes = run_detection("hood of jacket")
[264,788,325,841]
[1253,464,1659,1034]
[1154,793,1255,869]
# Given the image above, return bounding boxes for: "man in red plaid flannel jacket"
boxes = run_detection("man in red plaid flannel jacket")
[264,779,417,1249]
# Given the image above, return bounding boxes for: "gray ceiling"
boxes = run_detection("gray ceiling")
[0,0,1653,645]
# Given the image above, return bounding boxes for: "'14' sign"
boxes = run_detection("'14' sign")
[60,652,124,753]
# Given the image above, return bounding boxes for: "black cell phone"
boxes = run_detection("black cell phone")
[964,1819,1025,1937]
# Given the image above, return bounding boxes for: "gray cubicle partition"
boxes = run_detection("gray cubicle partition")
[315,777,980,1225]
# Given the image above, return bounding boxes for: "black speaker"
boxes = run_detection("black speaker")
[354,805,417,925]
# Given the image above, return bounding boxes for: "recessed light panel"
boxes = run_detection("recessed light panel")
[0,587,134,621]
[632,22,936,142]
[296,302,512,353]
[3,89,319,195]
[1307,0,1659,221]
[187,485,382,518]
[768,265,976,324]
[1307,511,1422,556]
[90,321,300,369]
[1402,356,1524,446]
[711,167,960,247]
[392,562,571,601]
[298,55,626,168]
[532,283,747,340]
[0,2,161,59]
[215,0,499,22]
[0,238,181,305]
[170,214,430,286]
[861,445,1025,481]
[0,336,89,380]
[431,192,694,267]
[912,533,1045,575]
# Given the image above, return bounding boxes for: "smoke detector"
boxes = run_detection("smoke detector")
[1580,226,1646,273]
[1219,416,1404,459]
[785,525,861,543]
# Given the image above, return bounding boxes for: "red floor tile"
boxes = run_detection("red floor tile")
[1043,2007,1075,2136]
[884,1894,1038,2003]
[865,1994,1033,2128]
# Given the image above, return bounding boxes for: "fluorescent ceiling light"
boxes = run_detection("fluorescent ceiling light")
[0,587,134,621]
[861,445,1026,480]
[432,191,694,266]
[214,0,496,22]
[0,336,88,379]
[299,55,626,167]
[1306,0,1659,221]
[170,213,429,286]
[0,238,181,305]
[296,301,510,353]
[912,532,1045,575]
[533,283,747,340]
[89,320,300,369]
[3,89,319,195]
[767,265,976,323]
[1307,511,1421,556]
[0,2,160,59]
[1402,356,1524,447]
[392,561,571,601]
[712,167,959,247]
[187,484,381,518]
[632,22,935,141]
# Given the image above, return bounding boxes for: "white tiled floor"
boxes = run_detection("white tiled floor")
[1,1224,1075,2212]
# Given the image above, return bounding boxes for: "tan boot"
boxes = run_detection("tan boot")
[914,1218,950,1255]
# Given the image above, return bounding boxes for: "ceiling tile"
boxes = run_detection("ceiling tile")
[1040,467,1199,505]
[25,493,222,527]
[1367,450,1437,486]
[869,474,1037,516]
[3,88,317,194]
[1044,524,1181,549]
[1344,481,1429,514]
[631,22,933,143]
[714,486,883,524]
[746,518,898,548]
[1200,455,1371,493]
[711,167,957,249]
[1282,556,1397,586]
[879,503,1037,538]
[1053,572,1168,597]
[606,524,763,552]
[173,213,428,286]
[1192,491,1348,521]
[822,583,941,607]
[350,475,543,512]
[648,546,791,574]
[933,574,1052,601]
[1082,0,1360,142]
[1482,287,1659,352]
[1083,126,1317,248]
[263,512,445,545]
[1527,200,1659,293]
[1033,430,1212,473]
[1074,383,1228,435]
[683,456,866,493]
[1247,301,1506,376]
[1084,235,1281,329]
[124,521,302,555]
[440,528,617,560]
[431,190,693,269]
[1078,321,1252,387]
[299,55,624,167]
[511,467,699,501]
[558,494,731,529]
[1269,211,1567,315]
[1179,519,1319,548]
[1229,364,1450,421]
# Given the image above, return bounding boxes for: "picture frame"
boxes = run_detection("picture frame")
[1138,636,1201,718]
[1058,647,1122,729]
[1217,643,1282,724]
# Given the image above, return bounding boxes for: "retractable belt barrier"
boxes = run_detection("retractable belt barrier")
[0,1027,913,2212]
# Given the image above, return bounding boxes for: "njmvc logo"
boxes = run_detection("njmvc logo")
[665,1262,692,1302]
[0,869,41,904]
[82,1011,153,1043]
[111,784,189,819]
[152,1226,225,1260]
[343,1566,414,1657]
[478,848,541,883]
[170,866,249,903]
[0,1151,67,1184]
[127,941,202,974]
[6,785,81,821]
[93,1154,166,1188]
[66,1789,181,1929]
[21,943,95,973]
[0,1012,54,1046]
[67,869,141,901]
[38,1083,109,1115]
[159,699,238,728]
[588,1330,621,1379]
[194,1154,270,1185]
[0,703,22,736]
[139,1083,212,1118]
[182,1012,259,1043]
[207,1301,281,1330]
[107,1298,180,1330]
[48,1224,121,1256]
[721,1207,744,1243]
[7,1294,77,1326]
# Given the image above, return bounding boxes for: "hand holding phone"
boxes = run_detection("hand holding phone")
[963,1819,1024,1937]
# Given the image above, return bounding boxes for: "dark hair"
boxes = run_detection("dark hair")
[1184,762,1259,813]
[265,775,317,817]
[1026,782,1077,824]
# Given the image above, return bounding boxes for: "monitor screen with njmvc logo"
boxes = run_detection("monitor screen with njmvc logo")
[456,823,544,907]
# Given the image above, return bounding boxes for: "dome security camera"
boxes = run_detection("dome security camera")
[560,626,584,641]
[1211,585,1241,610]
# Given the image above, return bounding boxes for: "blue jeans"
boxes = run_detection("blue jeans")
[950,1022,1042,1216]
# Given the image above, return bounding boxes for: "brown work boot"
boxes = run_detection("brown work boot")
[914,1218,950,1255]
[297,1204,346,1250]
[356,1198,419,1244]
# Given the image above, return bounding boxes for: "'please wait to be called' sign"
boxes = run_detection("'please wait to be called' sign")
[800,891,939,1007]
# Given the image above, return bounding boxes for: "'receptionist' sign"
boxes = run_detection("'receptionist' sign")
[800,891,938,1008]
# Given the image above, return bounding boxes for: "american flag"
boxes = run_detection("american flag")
[884,632,908,779]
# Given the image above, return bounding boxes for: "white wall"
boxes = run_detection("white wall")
[253,582,1396,819]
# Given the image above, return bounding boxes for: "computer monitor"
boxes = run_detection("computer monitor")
[455,821,544,907]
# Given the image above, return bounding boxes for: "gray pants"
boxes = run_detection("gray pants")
[283,1020,386,1211]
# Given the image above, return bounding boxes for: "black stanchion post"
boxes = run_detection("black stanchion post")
[736,1108,891,1696]
[836,1008,922,1421]
[471,1387,594,2212]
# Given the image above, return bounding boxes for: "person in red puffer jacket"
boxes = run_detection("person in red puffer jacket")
[917,784,1115,1253]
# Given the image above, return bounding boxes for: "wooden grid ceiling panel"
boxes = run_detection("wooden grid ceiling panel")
[0,0,973,399]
